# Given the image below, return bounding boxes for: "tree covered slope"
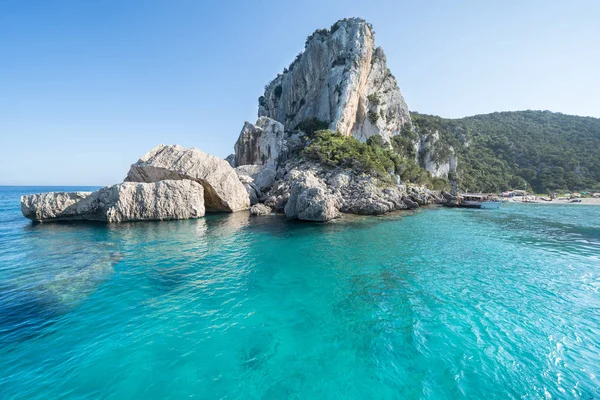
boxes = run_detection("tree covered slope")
[411,110,600,193]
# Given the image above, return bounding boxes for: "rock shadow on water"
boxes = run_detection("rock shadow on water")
[2,222,124,344]
[0,282,62,346]
[0,255,121,345]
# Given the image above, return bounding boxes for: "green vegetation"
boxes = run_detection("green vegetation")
[295,118,330,137]
[367,93,380,106]
[302,130,445,189]
[368,111,379,124]
[391,126,417,159]
[412,110,600,193]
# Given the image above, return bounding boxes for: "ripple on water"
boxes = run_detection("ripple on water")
[0,188,599,399]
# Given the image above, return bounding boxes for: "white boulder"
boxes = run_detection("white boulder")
[125,144,249,212]
[21,180,205,222]
[284,171,340,222]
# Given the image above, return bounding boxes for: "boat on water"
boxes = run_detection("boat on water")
[446,193,501,209]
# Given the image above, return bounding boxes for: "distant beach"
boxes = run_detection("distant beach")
[509,196,600,205]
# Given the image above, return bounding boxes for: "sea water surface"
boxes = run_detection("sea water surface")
[0,186,599,399]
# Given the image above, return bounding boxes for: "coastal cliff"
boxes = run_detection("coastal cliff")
[21,18,449,223]
[229,18,448,221]
[257,18,411,144]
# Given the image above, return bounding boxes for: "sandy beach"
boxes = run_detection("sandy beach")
[509,196,600,205]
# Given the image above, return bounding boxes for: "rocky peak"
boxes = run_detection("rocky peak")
[257,18,411,143]
[233,117,285,167]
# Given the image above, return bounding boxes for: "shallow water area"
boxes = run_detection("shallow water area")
[0,186,599,399]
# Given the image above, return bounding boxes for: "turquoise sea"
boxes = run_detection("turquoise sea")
[0,186,599,399]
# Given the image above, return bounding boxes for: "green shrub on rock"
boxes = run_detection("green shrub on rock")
[303,131,393,181]
[368,111,379,124]
[367,93,380,106]
[295,118,330,137]
[302,131,445,189]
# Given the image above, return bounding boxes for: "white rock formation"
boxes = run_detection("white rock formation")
[249,203,272,216]
[125,144,249,212]
[21,180,205,222]
[258,18,411,143]
[284,170,340,222]
[235,164,277,193]
[234,117,286,167]
[21,191,93,221]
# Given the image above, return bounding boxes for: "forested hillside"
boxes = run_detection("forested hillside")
[411,111,600,193]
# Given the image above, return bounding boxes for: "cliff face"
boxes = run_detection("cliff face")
[233,117,285,167]
[257,18,411,143]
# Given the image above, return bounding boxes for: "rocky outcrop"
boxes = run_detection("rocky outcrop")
[258,161,445,221]
[284,171,340,222]
[21,191,93,221]
[249,203,272,216]
[234,117,286,167]
[338,178,407,215]
[224,18,449,222]
[258,18,411,144]
[125,144,249,212]
[235,165,277,193]
[21,180,205,222]
[234,164,278,206]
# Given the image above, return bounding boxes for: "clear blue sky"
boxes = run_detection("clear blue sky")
[1,0,599,185]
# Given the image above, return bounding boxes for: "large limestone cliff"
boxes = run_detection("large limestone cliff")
[257,18,411,143]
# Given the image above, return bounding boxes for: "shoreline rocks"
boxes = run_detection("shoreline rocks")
[249,203,272,216]
[125,144,249,212]
[21,191,93,222]
[20,18,450,225]
[284,171,341,222]
[21,180,205,223]
[253,161,444,222]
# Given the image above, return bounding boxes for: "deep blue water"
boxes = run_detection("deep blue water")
[0,186,599,399]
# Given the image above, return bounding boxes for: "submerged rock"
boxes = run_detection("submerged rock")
[21,180,205,222]
[125,144,249,212]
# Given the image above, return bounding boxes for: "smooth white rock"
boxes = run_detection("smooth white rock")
[125,144,249,212]
[21,180,205,222]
